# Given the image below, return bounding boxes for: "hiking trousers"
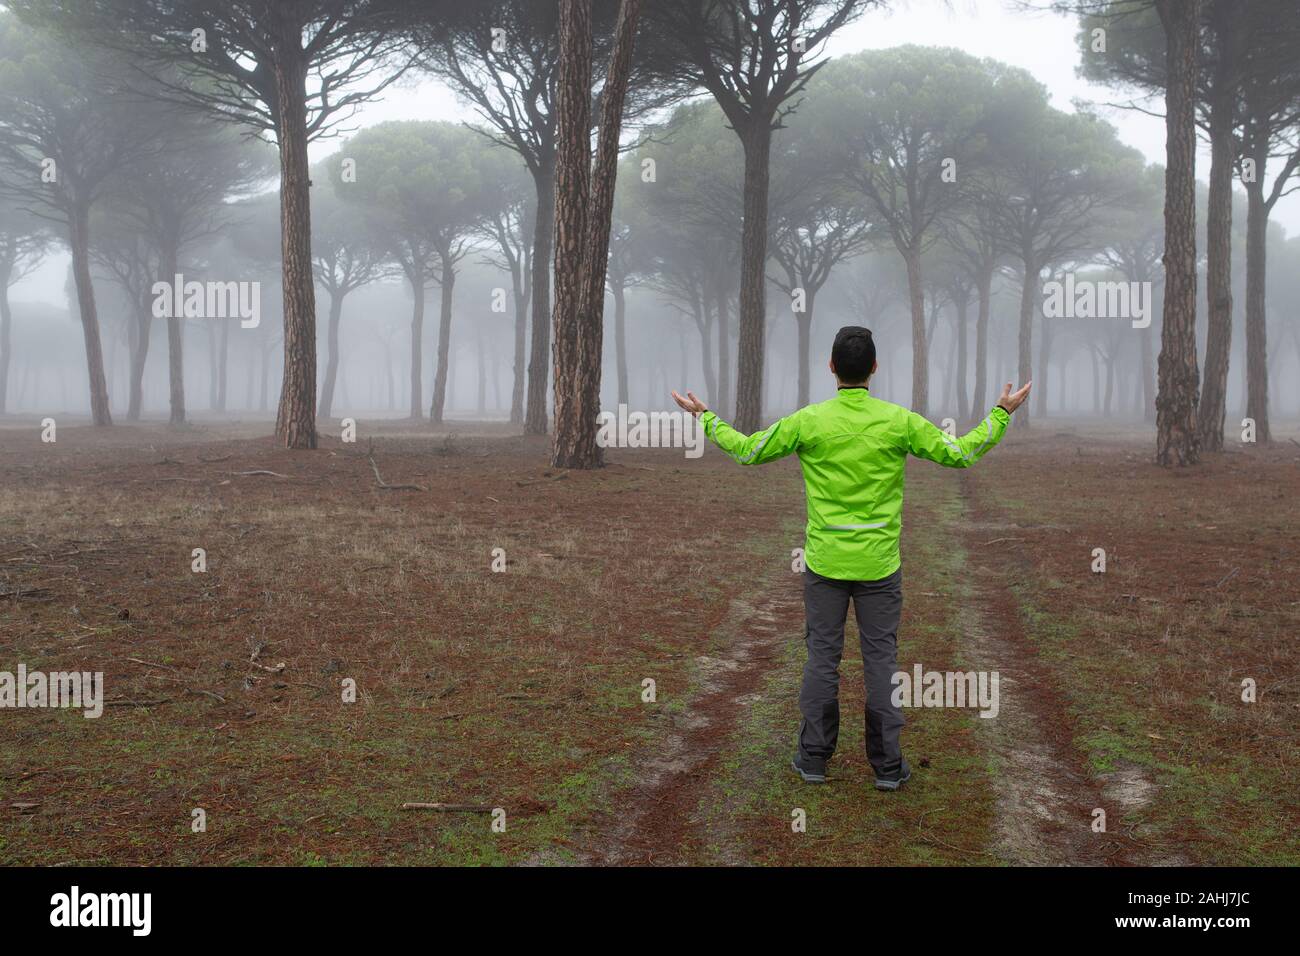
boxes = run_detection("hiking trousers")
[797,565,904,775]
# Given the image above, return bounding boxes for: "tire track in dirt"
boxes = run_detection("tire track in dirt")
[588,572,804,866]
[956,476,1166,866]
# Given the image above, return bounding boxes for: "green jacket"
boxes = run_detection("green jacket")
[699,388,1010,581]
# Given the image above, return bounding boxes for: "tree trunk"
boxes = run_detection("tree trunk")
[1243,176,1270,443]
[613,280,629,405]
[106,328,117,402]
[271,24,317,449]
[431,252,456,424]
[206,321,218,408]
[1197,78,1235,452]
[955,293,969,422]
[942,314,957,411]
[1058,347,1069,412]
[216,318,229,413]
[550,0,595,465]
[0,278,10,417]
[69,201,113,426]
[790,306,811,408]
[126,304,150,421]
[525,163,555,435]
[693,287,718,403]
[408,272,425,419]
[245,349,255,409]
[734,121,773,433]
[318,290,344,419]
[552,0,640,469]
[510,230,530,425]
[972,265,992,416]
[1015,259,1037,430]
[714,273,731,417]
[903,248,929,417]
[1035,316,1051,419]
[1154,0,1202,465]
[1090,348,1100,414]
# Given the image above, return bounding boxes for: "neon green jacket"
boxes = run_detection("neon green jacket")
[699,388,1010,581]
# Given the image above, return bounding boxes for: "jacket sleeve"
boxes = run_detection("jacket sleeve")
[906,406,1010,468]
[698,410,800,466]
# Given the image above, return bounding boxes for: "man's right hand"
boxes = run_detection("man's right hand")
[997,381,1032,414]
[671,390,709,418]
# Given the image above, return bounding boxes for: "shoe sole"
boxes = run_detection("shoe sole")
[791,758,826,784]
[873,770,912,792]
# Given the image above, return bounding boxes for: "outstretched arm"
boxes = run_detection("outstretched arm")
[907,381,1031,468]
[671,390,800,466]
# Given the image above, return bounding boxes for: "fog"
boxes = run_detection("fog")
[2,0,1299,432]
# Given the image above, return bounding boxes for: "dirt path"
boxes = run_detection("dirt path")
[584,473,1175,867]
[589,571,804,866]
[957,477,1151,866]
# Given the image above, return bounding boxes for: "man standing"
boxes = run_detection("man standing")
[672,326,1030,791]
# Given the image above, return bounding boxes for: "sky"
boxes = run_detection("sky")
[13,0,1300,304]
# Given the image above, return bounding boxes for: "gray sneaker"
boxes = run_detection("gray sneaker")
[873,758,912,791]
[791,752,828,783]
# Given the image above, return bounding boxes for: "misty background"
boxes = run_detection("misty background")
[2,0,1299,425]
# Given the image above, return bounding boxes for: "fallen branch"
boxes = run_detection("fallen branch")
[400,802,494,812]
[368,453,426,492]
[104,697,174,708]
[228,470,289,479]
[247,638,286,674]
[516,473,569,488]
[1214,567,1240,588]
[1,769,48,781]
[197,454,233,463]
[981,537,1023,546]
[0,586,52,601]
[915,809,972,855]
[186,687,227,704]
[121,657,179,673]
[283,679,326,692]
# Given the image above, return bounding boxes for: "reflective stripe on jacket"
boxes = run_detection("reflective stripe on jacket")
[699,388,1010,581]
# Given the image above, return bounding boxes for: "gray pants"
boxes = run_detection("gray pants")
[798,565,904,775]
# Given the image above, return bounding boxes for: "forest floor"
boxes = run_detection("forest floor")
[0,416,1296,865]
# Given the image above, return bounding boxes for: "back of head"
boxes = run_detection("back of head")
[832,326,875,384]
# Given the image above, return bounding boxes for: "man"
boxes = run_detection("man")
[672,326,1030,791]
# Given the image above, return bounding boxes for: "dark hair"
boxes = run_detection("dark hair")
[831,326,876,383]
